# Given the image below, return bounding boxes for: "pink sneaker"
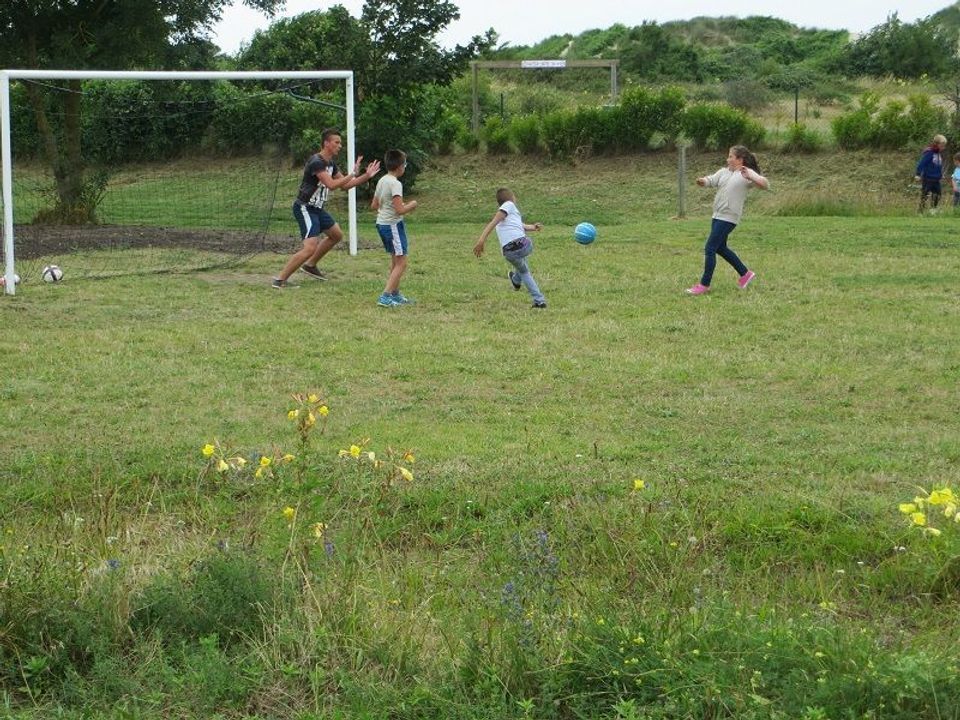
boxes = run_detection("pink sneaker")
[737,270,756,289]
[686,283,710,295]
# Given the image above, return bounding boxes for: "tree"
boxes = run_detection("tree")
[238,1,494,186]
[839,13,958,79]
[0,0,284,220]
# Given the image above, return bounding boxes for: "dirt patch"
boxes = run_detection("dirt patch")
[11,224,382,260]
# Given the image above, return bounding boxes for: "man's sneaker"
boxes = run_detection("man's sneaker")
[391,293,414,305]
[300,264,325,280]
[532,302,547,309]
[272,277,290,289]
[737,270,756,289]
[508,270,521,290]
[686,283,710,295]
[377,293,398,307]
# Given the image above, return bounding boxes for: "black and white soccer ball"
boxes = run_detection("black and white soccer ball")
[41,265,64,283]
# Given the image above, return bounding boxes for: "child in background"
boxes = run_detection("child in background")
[371,149,418,307]
[474,188,546,308]
[915,134,946,213]
[951,152,960,207]
[686,145,769,296]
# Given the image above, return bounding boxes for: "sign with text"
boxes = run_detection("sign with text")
[520,60,567,69]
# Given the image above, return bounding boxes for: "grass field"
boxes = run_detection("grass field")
[2,153,960,719]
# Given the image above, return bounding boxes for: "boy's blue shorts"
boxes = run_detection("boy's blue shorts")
[293,201,336,239]
[376,222,408,256]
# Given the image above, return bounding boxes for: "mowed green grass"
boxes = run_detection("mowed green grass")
[2,154,960,717]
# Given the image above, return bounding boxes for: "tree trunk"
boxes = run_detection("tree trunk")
[24,34,84,211]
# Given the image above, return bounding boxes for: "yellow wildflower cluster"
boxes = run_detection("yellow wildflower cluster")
[288,391,329,442]
[899,486,959,537]
[279,506,328,541]
[201,440,294,480]
[338,439,415,487]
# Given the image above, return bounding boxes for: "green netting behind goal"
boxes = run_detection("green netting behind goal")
[3,74,349,285]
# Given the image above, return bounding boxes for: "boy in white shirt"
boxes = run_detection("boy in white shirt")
[473,188,546,308]
[371,149,418,306]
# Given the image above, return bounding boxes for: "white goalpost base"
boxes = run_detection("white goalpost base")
[1,69,357,295]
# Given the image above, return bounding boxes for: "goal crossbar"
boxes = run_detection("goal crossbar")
[1,69,356,295]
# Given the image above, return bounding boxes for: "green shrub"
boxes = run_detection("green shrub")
[481,116,512,155]
[508,115,542,155]
[541,110,573,156]
[782,122,823,153]
[617,86,686,151]
[681,103,766,150]
[832,92,946,150]
[722,78,773,112]
[433,109,466,155]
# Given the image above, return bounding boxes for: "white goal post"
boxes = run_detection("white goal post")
[1,69,356,295]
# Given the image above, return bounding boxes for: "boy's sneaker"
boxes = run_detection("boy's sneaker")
[300,264,325,280]
[391,293,414,305]
[686,283,709,295]
[377,293,398,307]
[508,270,521,290]
[532,302,547,309]
[737,270,756,289]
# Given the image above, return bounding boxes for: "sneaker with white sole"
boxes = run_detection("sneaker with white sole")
[737,270,756,289]
[300,264,325,280]
[391,293,414,305]
[377,293,398,307]
[686,283,709,295]
[272,277,296,289]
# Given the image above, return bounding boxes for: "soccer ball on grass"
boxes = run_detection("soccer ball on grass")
[42,265,64,283]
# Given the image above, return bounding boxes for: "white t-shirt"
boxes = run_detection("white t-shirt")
[704,168,755,225]
[374,174,404,225]
[493,200,526,247]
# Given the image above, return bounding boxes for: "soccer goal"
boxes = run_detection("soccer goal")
[1,69,357,295]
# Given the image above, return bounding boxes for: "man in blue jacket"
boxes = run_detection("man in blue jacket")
[915,134,947,213]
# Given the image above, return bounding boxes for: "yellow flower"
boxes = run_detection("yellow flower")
[254,467,263,479]
[287,409,299,420]
[318,405,329,417]
[899,503,917,514]
[282,453,295,463]
[217,459,229,472]
[929,488,955,506]
[305,412,316,427]
[596,617,605,625]
[307,394,319,404]
[911,512,927,527]
[259,456,271,468]
[403,452,416,464]
[233,456,247,467]
[633,479,646,491]
[632,635,645,645]
[312,522,327,539]
[367,451,376,462]
[399,467,414,482]
[350,445,361,458]
[282,506,296,521]
[925,527,942,537]
[202,443,216,457]
[944,503,957,518]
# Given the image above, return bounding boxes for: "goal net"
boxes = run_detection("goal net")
[1,70,356,294]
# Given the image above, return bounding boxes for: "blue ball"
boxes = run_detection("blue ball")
[574,222,597,245]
